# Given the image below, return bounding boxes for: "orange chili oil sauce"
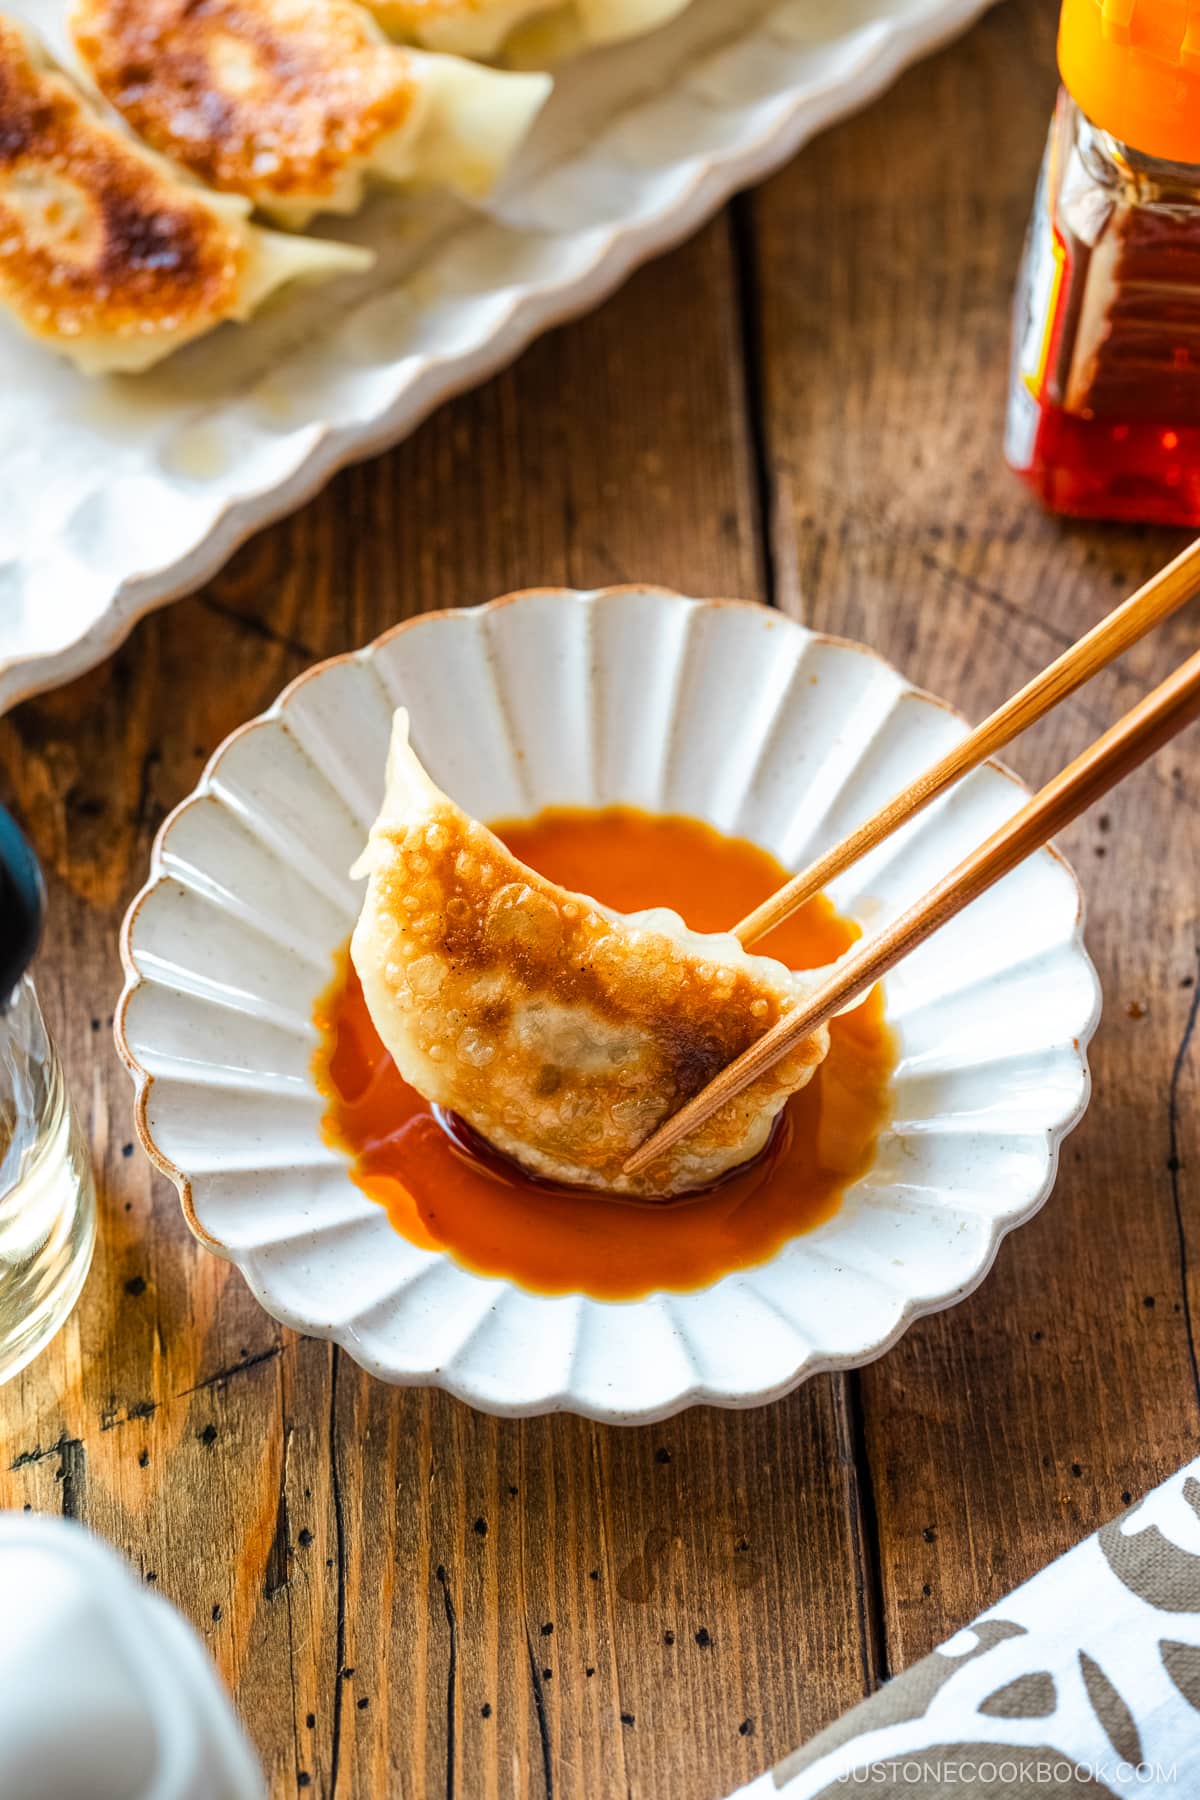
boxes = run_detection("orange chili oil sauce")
[313,808,897,1301]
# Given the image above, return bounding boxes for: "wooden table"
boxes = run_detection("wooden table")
[3,3,1197,1794]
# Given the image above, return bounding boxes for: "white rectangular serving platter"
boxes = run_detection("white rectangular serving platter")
[0,0,992,713]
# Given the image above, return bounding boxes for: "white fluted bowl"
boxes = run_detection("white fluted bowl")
[116,588,1099,1422]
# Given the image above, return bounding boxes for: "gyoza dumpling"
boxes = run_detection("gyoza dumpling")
[350,712,832,1199]
[362,0,689,61]
[0,14,371,374]
[71,0,551,229]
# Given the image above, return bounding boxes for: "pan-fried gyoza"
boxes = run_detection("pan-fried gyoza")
[350,711,832,1198]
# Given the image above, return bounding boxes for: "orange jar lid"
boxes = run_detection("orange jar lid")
[1059,0,1200,165]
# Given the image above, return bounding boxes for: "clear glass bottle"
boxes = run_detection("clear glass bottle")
[1007,0,1200,525]
[0,802,95,1385]
[0,976,95,1384]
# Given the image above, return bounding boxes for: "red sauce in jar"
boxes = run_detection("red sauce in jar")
[313,807,897,1300]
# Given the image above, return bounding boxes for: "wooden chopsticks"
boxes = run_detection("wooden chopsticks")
[733,536,1200,948]
[623,636,1200,1181]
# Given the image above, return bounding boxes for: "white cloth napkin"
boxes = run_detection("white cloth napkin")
[729,1456,1200,1798]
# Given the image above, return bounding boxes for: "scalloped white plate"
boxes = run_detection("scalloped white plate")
[116,588,1100,1422]
[0,0,993,715]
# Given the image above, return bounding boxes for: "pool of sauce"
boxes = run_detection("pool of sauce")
[313,808,897,1300]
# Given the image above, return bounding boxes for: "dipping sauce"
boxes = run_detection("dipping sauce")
[313,808,896,1300]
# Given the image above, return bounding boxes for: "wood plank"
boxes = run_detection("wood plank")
[749,0,1200,1684]
[0,212,876,1799]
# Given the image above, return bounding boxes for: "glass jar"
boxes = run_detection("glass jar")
[1007,93,1200,523]
[1006,0,1200,525]
[0,976,95,1384]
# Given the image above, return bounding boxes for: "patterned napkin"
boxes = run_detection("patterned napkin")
[729,1458,1200,1797]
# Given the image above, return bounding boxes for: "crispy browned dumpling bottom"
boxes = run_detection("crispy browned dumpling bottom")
[352,713,830,1199]
[0,15,247,352]
[72,0,418,208]
[71,0,551,224]
[0,14,370,371]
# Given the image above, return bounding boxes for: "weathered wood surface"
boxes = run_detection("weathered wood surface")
[1,2,1197,1795]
